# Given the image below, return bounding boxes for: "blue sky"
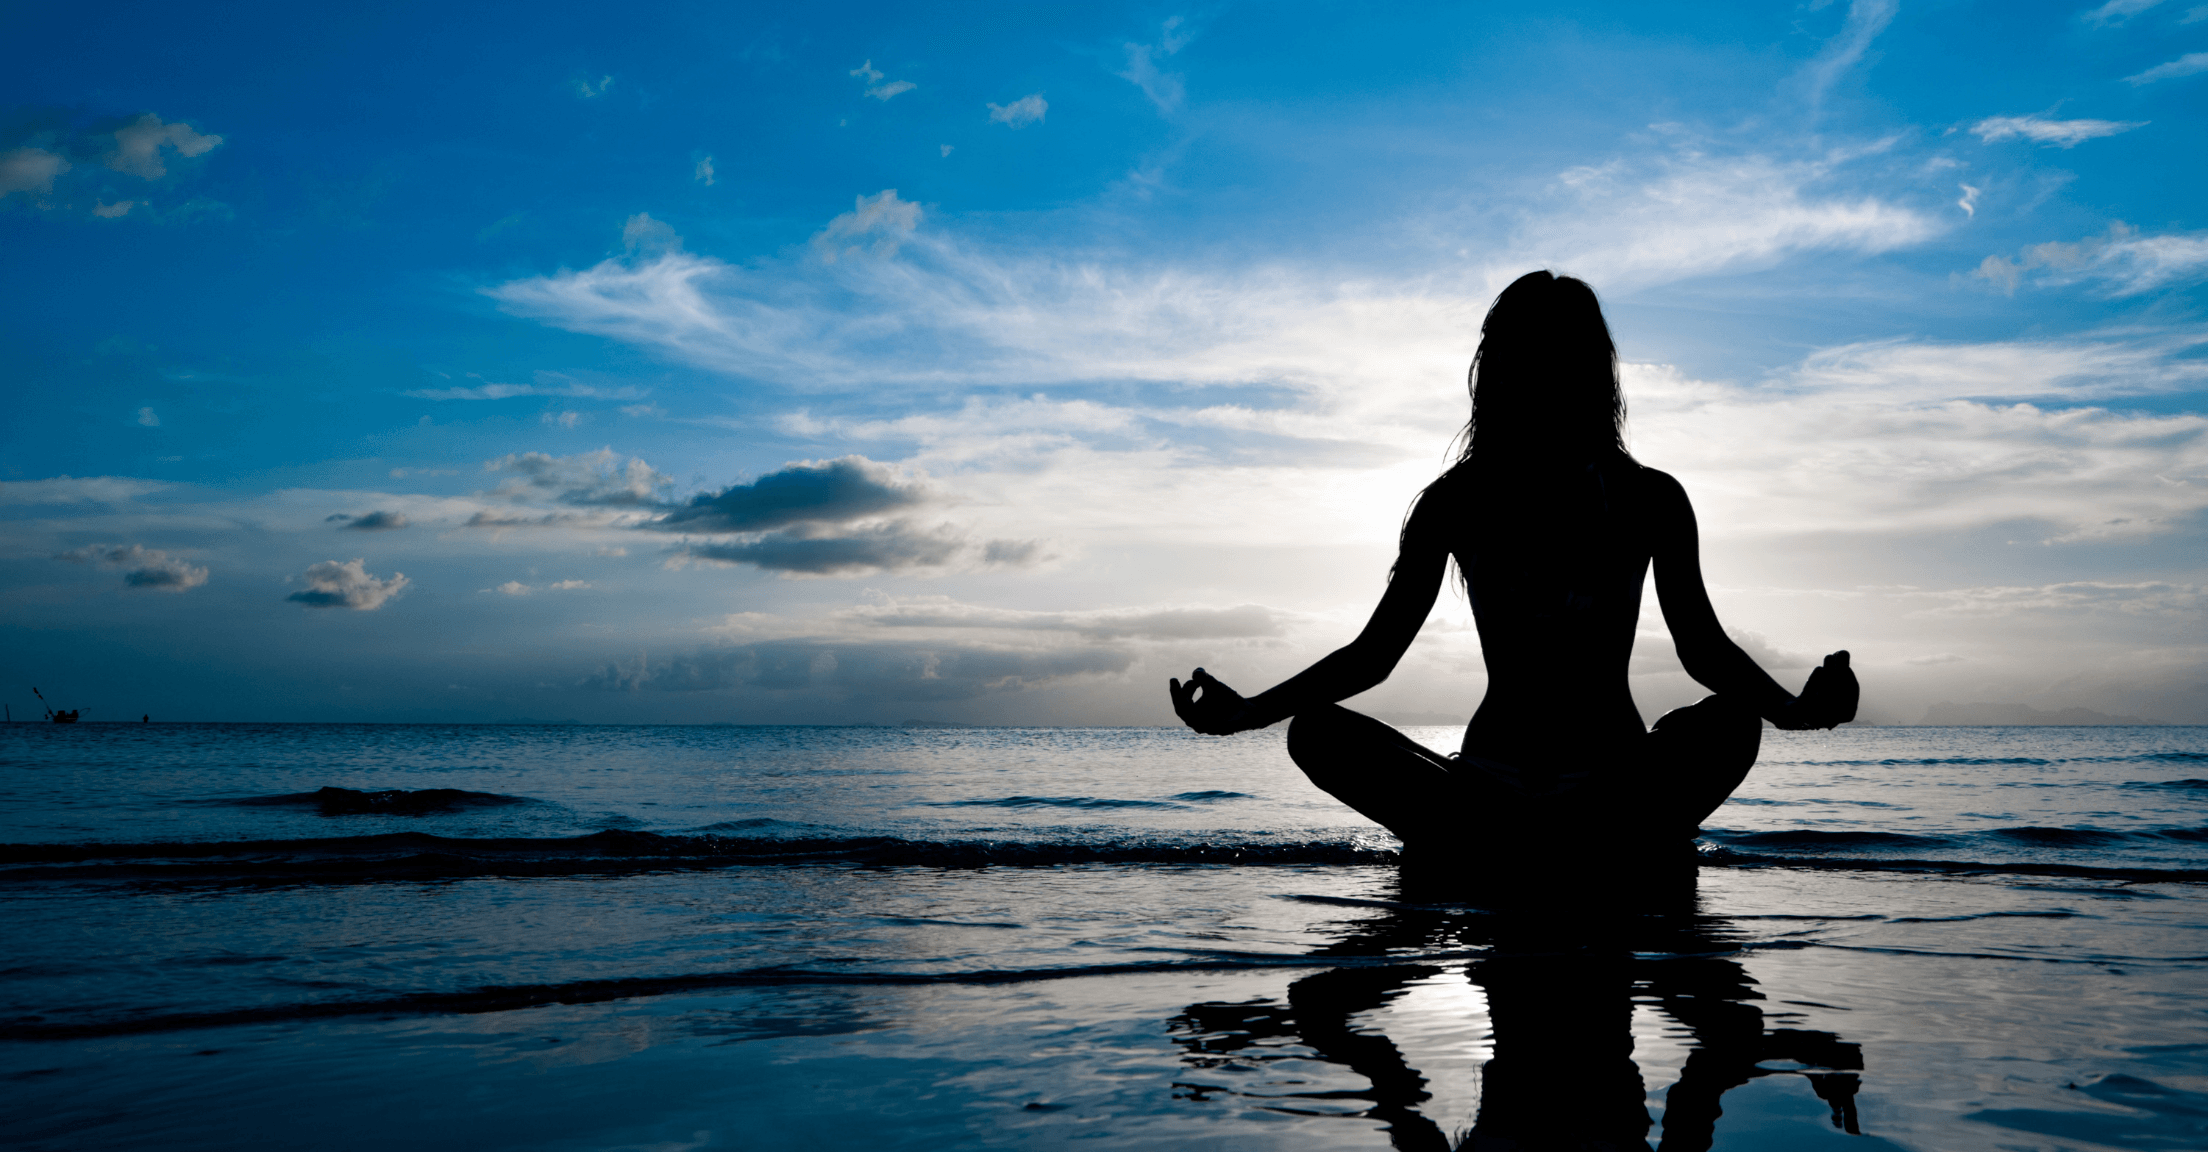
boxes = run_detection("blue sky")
[4,0,2205,723]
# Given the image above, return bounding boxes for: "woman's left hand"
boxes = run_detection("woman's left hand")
[1773,651,1858,730]
[1170,668,1258,735]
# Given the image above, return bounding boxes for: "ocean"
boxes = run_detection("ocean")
[2,722,2204,1150]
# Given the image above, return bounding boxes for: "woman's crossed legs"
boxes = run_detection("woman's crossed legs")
[1284,696,1761,852]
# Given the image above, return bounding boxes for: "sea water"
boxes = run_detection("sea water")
[1,723,2203,1150]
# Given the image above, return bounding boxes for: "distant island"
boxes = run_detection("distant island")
[1918,701,2162,726]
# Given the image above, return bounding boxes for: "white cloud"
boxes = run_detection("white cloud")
[1800,0,1898,110]
[487,141,1939,404]
[105,114,222,179]
[940,144,953,158]
[286,558,409,610]
[839,595,1291,640]
[2125,51,2208,84]
[1969,115,2148,147]
[1626,351,2208,543]
[0,147,69,197]
[1532,148,1940,288]
[547,579,592,590]
[622,212,682,256]
[136,407,159,426]
[0,476,167,505]
[849,60,914,100]
[1957,183,1980,217]
[92,199,134,218]
[810,189,920,262]
[57,544,208,592]
[573,75,614,98]
[484,447,675,508]
[987,94,1047,128]
[2083,0,2167,25]
[542,410,586,428]
[1974,222,2208,296]
[694,155,715,186]
[403,374,646,401]
[1120,44,1185,113]
[486,580,532,596]
[1899,581,2203,618]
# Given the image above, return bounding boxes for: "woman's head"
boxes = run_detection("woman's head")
[1460,270,1628,465]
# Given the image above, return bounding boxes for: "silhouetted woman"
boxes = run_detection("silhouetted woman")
[1170,271,1856,856]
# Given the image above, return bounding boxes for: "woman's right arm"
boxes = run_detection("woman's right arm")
[1170,489,1452,734]
[1648,470,1852,727]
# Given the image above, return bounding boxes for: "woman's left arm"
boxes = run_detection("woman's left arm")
[1171,498,1451,734]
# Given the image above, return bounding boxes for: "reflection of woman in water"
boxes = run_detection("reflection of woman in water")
[1171,271,1857,852]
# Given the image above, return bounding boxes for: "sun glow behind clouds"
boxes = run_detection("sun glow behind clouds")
[4,0,2206,723]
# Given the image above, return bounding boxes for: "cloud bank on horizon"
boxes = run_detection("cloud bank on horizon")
[1,0,2204,725]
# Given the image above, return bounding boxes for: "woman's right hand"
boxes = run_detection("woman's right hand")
[1170,668,1258,735]
[1773,651,1858,730]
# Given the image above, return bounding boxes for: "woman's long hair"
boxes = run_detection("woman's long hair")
[1397,271,1634,574]
[1455,270,1630,469]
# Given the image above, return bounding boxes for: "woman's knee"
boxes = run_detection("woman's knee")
[1654,694,1761,739]
[1285,705,1356,767]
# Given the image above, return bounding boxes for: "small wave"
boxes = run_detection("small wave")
[226,787,533,815]
[1702,830,1953,851]
[7,828,2202,887]
[1170,790,1251,802]
[0,956,1374,1041]
[0,829,1401,882]
[689,818,824,833]
[1774,751,2208,769]
[1886,910,2085,923]
[1700,846,2207,884]
[1991,826,2125,847]
[922,795,1186,810]
[2123,778,2208,793]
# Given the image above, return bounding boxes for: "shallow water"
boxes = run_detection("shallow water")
[3,723,2205,1150]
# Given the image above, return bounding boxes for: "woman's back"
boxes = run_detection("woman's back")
[1432,459,1667,766]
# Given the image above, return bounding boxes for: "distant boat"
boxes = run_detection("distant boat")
[32,687,80,724]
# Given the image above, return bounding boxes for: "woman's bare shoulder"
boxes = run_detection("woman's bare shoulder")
[1627,464,1688,504]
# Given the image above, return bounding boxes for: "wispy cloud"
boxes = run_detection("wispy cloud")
[841,595,1289,640]
[810,189,920,262]
[2125,51,2208,84]
[327,510,409,531]
[1973,222,2208,296]
[1970,114,2148,147]
[1800,0,1899,111]
[849,60,915,101]
[404,374,645,401]
[488,143,1939,397]
[987,94,1047,128]
[1119,17,1195,113]
[2083,0,2167,26]
[0,476,167,505]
